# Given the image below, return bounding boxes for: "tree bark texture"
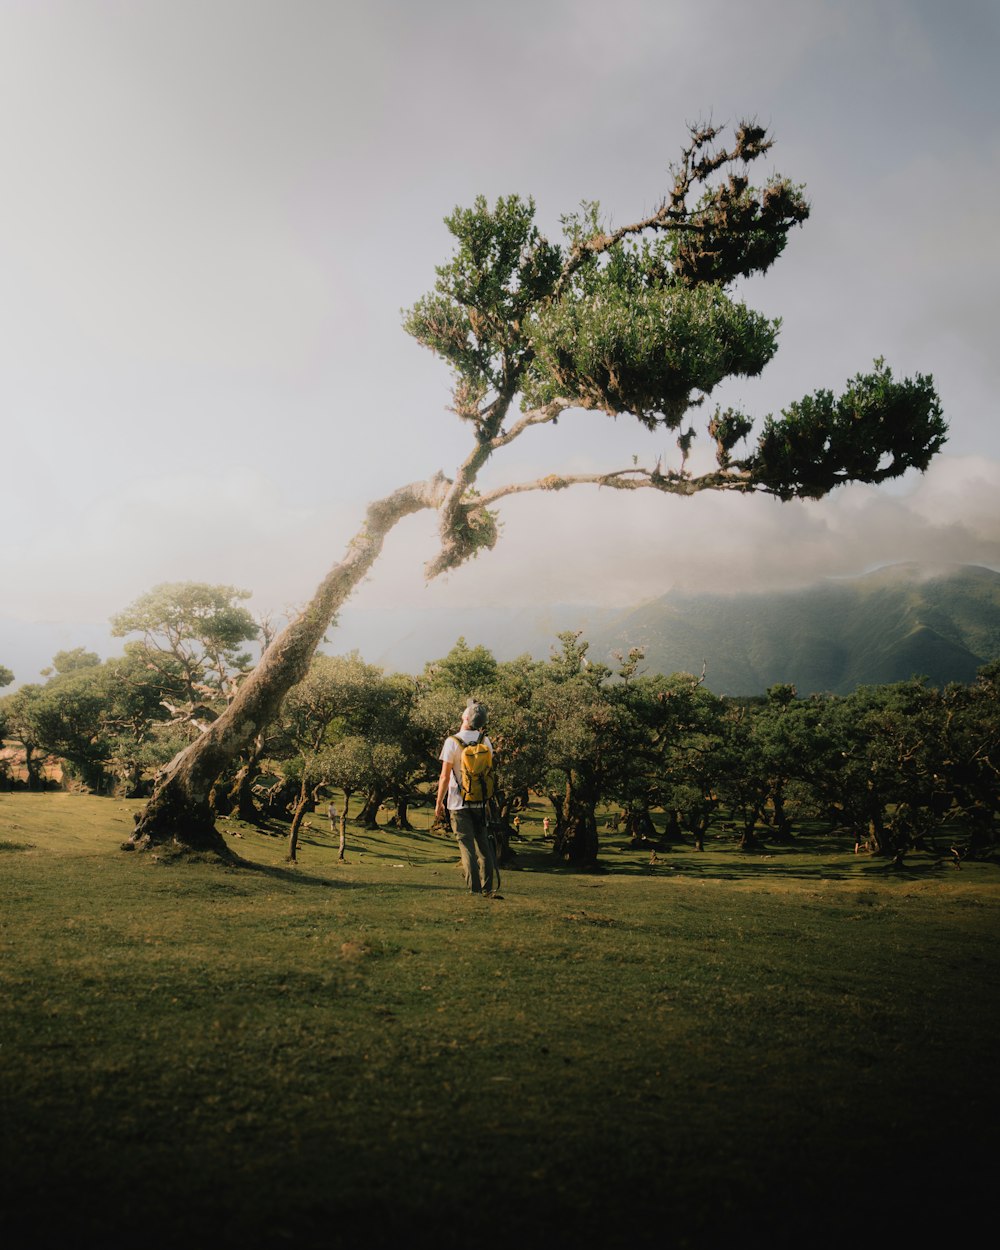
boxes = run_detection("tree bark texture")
[357,789,384,829]
[287,786,309,862]
[227,738,266,823]
[552,780,600,866]
[338,808,348,861]
[125,475,448,854]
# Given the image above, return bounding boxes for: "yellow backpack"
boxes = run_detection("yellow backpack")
[451,731,495,804]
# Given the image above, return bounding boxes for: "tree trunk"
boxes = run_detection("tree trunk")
[966,804,997,857]
[393,792,413,831]
[865,783,894,856]
[287,783,309,863]
[546,783,569,845]
[228,739,266,824]
[259,778,298,821]
[738,806,765,851]
[326,794,349,861]
[357,788,384,829]
[338,800,349,861]
[686,804,715,852]
[115,761,147,800]
[553,779,600,867]
[208,774,231,816]
[769,783,794,841]
[23,743,42,792]
[124,475,448,856]
[561,796,600,866]
[626,807,657,847]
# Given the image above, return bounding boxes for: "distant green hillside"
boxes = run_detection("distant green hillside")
[589,564,1000,695]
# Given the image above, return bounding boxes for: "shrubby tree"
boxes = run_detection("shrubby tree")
[111,582,258,732]
[0,666,12,780]
[350,676,420,828]
[269,652,418,860]
[314,736,372,860]
[715,701,776,850]
[937,662,1000,857]
[486,654,550,841]
[797,680,947,861]
[43,648,101,676]
[422,637,499,697]
[1,684,47,789]
[126,119,946,855]
[17,670,110,792]
[276,653,376,861]
[98,652,182,796]
[750,684,813,840]
[714,684,815,849]
[617,666,726,851]
[0,649,178,796]
[533,633,626,864]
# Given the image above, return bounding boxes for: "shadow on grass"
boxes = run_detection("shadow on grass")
[225,815,997,890]
[223,852,472,896]
[223,856,345,890]
[500,834,983,884]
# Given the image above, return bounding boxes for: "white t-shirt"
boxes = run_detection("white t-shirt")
[440,728,494,810]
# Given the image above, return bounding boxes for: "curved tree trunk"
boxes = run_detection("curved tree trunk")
[865,783,894,856]
[124,475,448,855]
[625,806,657,847]
[559,793,600,866]
[287,777,317,863]
[768,782,794,841]
[553,776,600,866]
[357,788,385,829]
[684,804,715,852]
[338,794,351,861]
[738,816,765,851]
[385,791,413,830]
[23,743,42,792]
[228,737,267,824]
[546,784,569,845]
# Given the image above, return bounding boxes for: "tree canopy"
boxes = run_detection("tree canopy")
[405,122,943,578]
[124,118,948,855]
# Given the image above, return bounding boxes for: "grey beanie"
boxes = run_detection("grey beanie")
[465,700,487,730]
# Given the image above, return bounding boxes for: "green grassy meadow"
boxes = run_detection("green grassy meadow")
[2,793,997,1248]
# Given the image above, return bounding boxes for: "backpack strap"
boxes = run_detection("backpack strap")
[448,735,468,788]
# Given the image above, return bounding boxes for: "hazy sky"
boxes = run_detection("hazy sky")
[2,0,998,669]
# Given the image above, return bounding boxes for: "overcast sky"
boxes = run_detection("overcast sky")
[1,0,998,675]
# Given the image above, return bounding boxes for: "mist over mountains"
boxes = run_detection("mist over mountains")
[3,565,998,696]
[333,563,1000,695]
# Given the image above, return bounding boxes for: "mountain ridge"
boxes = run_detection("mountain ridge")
[586,564,1000,694]
[2,565,997,696]
[327,563,1000,694]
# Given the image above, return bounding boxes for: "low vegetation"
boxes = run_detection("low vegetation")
[1,792,996,1248]
[4,618,998,869]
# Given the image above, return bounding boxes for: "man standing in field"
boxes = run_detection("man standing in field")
[435,699,498,897]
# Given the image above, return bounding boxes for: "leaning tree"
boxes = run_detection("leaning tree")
[126,119,946,855]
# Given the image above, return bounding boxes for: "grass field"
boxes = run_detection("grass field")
[1,792,997,1248]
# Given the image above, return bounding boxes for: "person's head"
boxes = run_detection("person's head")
[462,699,487,731]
